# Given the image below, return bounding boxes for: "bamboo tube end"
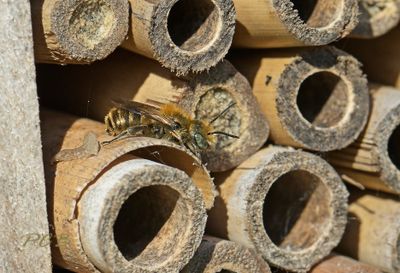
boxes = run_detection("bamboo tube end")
[351,0,400,38]
[127,0,236,74]
[185,61,269,172]
[42,0,129,63]
[218,147,348,272]
[373,104,400,193]
[78,159,207,273]
[309,254,383,273]
[273,0,359,45]
[276,47,369,151]
[181,236,272,273]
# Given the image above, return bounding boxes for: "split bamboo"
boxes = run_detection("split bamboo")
[181,236,271,273]
[206,146,349,272]
[329,85,400,194]
[232,0,359,48]
[229,46,369,152]
[40,109,214,273]
[37,49,269,172]
[337,191,400,273]
[339,25,400,88]
[309,254,383,273]
[122,0,236,74]
[30,0,129,64]
[350,0,400,38]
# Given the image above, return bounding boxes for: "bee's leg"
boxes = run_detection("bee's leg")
[102,126,147,146]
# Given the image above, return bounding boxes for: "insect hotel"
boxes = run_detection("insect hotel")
[2,0,400,273]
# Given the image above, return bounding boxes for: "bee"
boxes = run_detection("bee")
[103,99,239,158]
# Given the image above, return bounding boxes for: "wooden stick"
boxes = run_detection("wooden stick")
[122,0,236,74]
[328,84,400,194]
[232,0,358,48]
[337,191,400,273]
[206,146,349,272]
[350,0,400,38]
[309,254,383,273]
[339,25,400,88]
[181,236,271,273]
[37,49,269,172]
[229,46,369,151]
[0,1,52,272]
[40,109,214,272]
[30,0,129,64]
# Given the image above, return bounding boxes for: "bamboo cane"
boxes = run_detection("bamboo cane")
[328,84,400,194]
[181,236,271,273]
[350,0,400,38]
[229,46,369,152]
[339,25,400,88]
[37,49,269,172]
[206,146,349,272]
[30,0,129,64]
[40,109,214,272]
[122,0,236,74]
[232,0,359,48]
[337,191,400,273]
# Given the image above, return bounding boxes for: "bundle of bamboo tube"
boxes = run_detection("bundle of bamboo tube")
[21,0,400,272]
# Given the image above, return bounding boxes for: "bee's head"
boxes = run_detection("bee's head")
[190,121,213,150]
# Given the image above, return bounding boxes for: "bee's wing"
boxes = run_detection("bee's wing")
[112,99,177,127]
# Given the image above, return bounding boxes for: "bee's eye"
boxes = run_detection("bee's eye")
[172,122,181,130]
[194,133,208,150]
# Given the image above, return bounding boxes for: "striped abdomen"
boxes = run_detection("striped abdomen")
[104,107,141,136]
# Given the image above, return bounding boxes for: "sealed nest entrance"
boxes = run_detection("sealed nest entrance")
[69,0,114,48]
[167,0,220,52]
[263,170,331,251]
[113,185,188,265]
[290,0,343,28]
[195,88,241,149]
[388,125,400,170]
[296,71,349,128]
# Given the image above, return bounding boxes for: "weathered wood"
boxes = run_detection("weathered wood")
[232,0,358,48]
[337,191,400,273]
[37,50,269,172]
[122,0,236,74]
[40,109,214,272]
[207,146,349,272]
[0,1,52,272]
[329,84,400,194]
[350,0,400,38]
[181,236,271,273]
[229,46,369,151]
[309,254,383,273]
[30,0,129,64]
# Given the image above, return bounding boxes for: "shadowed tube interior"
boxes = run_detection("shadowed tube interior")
[388,125,400,170]
[167,0,220,51]
[263,170,331,251]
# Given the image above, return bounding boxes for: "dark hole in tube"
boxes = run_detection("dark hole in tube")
[388,125,400,170]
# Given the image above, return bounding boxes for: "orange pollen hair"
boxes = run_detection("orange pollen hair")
[160,104,191,120]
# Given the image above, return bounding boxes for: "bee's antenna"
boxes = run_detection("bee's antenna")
[208,131,239,139]
[209,102,236,124]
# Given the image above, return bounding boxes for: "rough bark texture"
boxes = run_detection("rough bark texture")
[309,254,383,273]
[0,1,52,272]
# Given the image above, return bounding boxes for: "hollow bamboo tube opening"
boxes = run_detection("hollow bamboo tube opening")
[37,50,269,172]
[308,254,383,273]
[207,146,348,272]
[123,0,235,74]
[40,109,214,272]
[329,85,400,193]
[350,0,400,38]
[31,0,129,64]
[229,47,369,151]
[181,236,271,273]
[78,159,206,273]
[232,0,358,48]
[337,191,400,272]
